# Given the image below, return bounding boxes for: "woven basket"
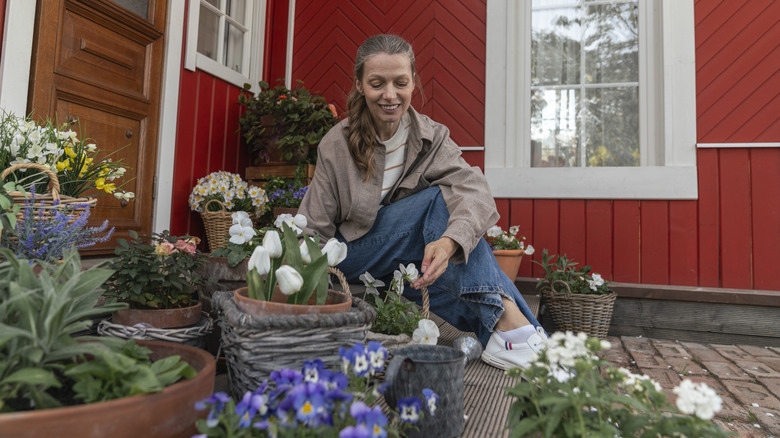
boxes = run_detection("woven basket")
[200,199,234,252]
[541,279,616,339]
[1,163,97,224]
[365,285,430,350]
[213,266,377,397]
[97,313,214,348]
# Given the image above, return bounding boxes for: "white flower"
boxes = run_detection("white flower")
[587,273,605,291]
[114,191,135,201]
[524,244,535,255]
[673,379,722,420]
[509,225,520,236]
[412,319,440,345]
[274,213,308,234]
[232,211,252,227]
[248,246,270,276]
[392,270,404,295]
[229,223,256,245]
[359,271,385,295]
[263,230,283,258]
[322,238,348,266]
[486,225,502,238]
[399,263,419,283]
[299,240,312,264]
[275,265,303,295]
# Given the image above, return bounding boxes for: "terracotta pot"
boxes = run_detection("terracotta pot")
[234,287,351,316]
[493,249,524,280]
[112,301,202,328]
[0,340,216,438]
[201,256,248,282]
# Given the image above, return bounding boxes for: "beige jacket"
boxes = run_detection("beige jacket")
[298,107,499,263]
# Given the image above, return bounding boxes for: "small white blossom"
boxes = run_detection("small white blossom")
[229,223,256,245]
[359,271,385,295]
[673,379,722,420]
[399,263,419,283]
[274,213,308,234]
[412,319,440,345]
[486,225,502,238]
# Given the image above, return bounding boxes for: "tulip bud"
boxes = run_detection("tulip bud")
[275,265,303,295]
[263,230,283,258]
[322,238,348,266]
[299,240,312,264]
[248,246,270,276]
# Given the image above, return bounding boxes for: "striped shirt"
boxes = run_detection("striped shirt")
[379,113,410,201]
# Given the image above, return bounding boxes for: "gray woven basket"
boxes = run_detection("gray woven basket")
[97,313,213,348]
[213,289,376,397]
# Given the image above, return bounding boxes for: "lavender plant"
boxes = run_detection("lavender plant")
[0,187,113,262]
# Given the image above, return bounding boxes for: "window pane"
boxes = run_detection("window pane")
[227,0,247,24]
[531,7,581,86]
[583,3,638,84]
[224,23,245,72]
[107,0,148,19]
[531,88,581,167]
[203,0,219,8]
[197,5,220,61]
[584,87,639,166]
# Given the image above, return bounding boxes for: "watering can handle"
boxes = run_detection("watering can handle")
[383,354,415,402]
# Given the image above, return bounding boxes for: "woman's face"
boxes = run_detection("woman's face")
[356,53,415,141]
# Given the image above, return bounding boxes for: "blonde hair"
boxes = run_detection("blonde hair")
[346,35,422,180]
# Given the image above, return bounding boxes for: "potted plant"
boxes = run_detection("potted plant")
[103,230,208,329]
[484,224,534,280]
[263,175,308,218]
[505,331,729,437]
[0,109,134,204]
[238,80,338,164]
[0,249,216,438]
[189,170,268,252]
[534,249,617,338]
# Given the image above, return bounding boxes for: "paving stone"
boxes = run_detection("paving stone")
[722,380,780,410]
[666,356,709,376]
[741,345,780,358]
[630,351,668,369]
[718,419,773,438]
[747,406,780,436]
[703,360,754,381]
[652,339,691,358]
[681,341,728,362]
[621,336,655,354]
[642,368,681,390]
[758,378,780,397]
[714,392,751,422]
[738,360,780,379]
[600,347,631,369]
[714,344,760,363]
[756,356,780,374]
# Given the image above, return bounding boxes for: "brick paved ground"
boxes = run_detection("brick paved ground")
[606,336,780,438]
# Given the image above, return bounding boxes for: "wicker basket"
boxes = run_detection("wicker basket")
[213,267,377,397]
[97,313,214,348]
[200,199,234,252]
[1,163,97,224]
[541,280,617,339]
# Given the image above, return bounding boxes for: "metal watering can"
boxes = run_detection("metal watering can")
[383,345,466,438]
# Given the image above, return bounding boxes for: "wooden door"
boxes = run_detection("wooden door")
[28,0,168,254]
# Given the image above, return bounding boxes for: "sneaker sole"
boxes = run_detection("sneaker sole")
[480,351,516,371]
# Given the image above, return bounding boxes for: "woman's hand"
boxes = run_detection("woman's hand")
[411,237,459,289]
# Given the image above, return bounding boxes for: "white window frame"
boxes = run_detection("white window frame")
[184,0,266,91]
[485,0,698,199]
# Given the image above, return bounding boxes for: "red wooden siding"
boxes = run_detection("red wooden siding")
[0,0,6,61]
[290,0,486,150]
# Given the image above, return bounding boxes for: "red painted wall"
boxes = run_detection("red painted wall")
[0,0,6,61]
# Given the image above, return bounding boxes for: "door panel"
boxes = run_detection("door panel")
[29,0,167,254]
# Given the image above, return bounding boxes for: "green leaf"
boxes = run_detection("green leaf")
[295,255,328,305]
[2,368,61,387]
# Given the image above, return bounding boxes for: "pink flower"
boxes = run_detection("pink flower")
[175,239,196,254]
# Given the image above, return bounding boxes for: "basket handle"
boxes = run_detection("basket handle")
[204,198,227,212]
[1,162,61,201]
[550,279,573,299]
[328,266,351,298]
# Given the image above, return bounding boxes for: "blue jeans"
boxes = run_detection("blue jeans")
[335,187,542,346]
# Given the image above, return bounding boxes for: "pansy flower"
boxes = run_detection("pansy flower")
[422,388,438,416]
[397,397,423,423]
[194,392,231,428]
[235,391,265,428]
[303,359,325,383]
[367,342,388,375]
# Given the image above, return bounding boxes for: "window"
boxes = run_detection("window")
[184,0,265,89]
[485,0,698,199]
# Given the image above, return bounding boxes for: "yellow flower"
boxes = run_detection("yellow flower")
[84,157,94,166]
[55,160,70,172]
[65,147,77,158]
[102,183,116,193]
[95,178,106,190]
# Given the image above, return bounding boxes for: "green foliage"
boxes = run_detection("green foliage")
[105,230,206,309]
[65,341,196,404]
[370,289,422,337]
[0,181,20,234]
[534,248,612,295]
[238,80,338,164]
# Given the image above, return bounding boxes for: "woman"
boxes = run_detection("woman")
[299,34,545,371]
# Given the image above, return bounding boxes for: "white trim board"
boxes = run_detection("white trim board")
[697,143,780,148]
[0,0,35,117]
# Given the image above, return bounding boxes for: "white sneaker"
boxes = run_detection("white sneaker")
[481,326,548,371]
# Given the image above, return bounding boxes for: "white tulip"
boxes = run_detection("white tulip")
[263,230,283,258]
[299,240,312,264]
[248,246,270,276]
[322,238,348,266]
[276,265,303,295]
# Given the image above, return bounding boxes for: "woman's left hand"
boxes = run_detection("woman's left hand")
[411,237,459,289]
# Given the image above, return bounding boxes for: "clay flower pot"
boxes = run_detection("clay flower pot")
[0,340,216,438]
[234,287,351,316]
[112,301,202,328]
[493,249,524,280]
